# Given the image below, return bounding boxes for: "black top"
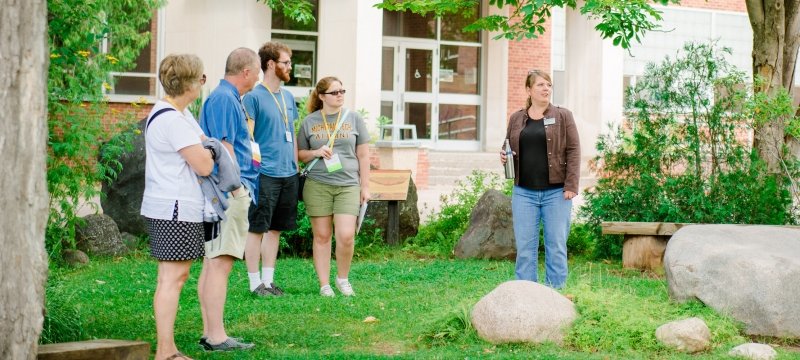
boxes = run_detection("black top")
[518,117,562,190]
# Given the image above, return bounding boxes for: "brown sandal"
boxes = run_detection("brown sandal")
[165,352,191,360]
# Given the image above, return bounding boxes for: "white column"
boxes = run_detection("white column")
[483,4,509,152]
[564,6,623,189]
[318,0,383,131]
[162,0,270,88]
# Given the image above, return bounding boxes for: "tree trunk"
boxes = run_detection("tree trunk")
[0,1,50,359]
[747,0,800,172]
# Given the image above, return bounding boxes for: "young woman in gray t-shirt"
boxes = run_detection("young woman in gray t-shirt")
[297,76,370,297]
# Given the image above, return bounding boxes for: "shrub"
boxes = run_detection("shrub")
[581,42,796,259]
[280,202,386,257]
[405,170,506,257]
[46,0,161,259]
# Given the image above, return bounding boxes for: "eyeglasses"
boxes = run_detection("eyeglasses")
[276,60,292,67]
[199,74,206,85]
[322,89,346,96]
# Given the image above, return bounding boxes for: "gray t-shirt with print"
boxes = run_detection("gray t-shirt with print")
[297,109,370,186]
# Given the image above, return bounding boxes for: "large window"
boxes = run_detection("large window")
[105,17,159,102]
[624,7,752,77]
[271,1,318,90]
[381,5,483,147]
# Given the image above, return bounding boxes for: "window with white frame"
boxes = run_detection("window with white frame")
[624,7,751,78]
[104,15,160,102]
[271,1,319,94]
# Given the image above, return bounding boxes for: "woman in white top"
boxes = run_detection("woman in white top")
[141,54,212,360]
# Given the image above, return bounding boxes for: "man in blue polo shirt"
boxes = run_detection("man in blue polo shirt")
[242,41,299,297]
[197,47,260,351]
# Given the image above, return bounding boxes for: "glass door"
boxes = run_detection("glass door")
[380,41,438,143]
[381,40,481,150]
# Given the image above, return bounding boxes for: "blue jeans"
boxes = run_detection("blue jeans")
[512,186,572,288]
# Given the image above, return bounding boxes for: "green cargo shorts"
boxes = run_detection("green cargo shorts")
[303,177,361,217]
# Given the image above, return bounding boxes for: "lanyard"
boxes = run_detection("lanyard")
[321,109,343,148]
[263,83,289,131]
[238,100,256,141]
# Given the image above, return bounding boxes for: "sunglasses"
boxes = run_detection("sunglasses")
[323,89,346,96]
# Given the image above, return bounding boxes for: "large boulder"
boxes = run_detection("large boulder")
[365,176,419,241]
[471,280,576,344]
[728,343,777,360]
[101,119,147,236]
[664,225,800,338]
[655,317,711,353]
[75,214,128,256]
[455,189,515,260]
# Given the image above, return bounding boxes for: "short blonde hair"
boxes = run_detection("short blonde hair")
[159,54,203,97]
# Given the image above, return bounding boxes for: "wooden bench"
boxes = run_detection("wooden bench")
[600,221,690,270]
[38,339,149,360]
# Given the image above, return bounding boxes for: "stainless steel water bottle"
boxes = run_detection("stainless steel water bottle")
[504,139,515,179]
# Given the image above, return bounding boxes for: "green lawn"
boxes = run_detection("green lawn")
[44,251,800,359]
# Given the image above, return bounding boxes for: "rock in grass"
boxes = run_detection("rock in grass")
[655,317,710,353]
[75,214,127,256]
[471,280,576,344]
[455,189,515,260]
[664,225,800,338]
[728,343,776,360]
[62,249,89,266]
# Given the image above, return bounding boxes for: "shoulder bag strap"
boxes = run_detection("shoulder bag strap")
[145,108,177,133]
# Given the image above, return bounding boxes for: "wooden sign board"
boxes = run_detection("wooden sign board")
[369,169,412,201]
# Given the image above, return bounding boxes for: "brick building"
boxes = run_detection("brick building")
[105,0,793,190]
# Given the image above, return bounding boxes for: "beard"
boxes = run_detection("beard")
[276,66,291,83]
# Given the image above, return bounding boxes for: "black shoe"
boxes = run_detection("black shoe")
[268,282,285,296]
[251,283,275,297]
[200,337,254,351]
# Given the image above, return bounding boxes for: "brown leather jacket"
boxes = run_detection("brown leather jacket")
[504,103,581,193]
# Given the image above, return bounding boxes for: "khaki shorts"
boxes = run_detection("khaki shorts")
[303,178,360,217]
[205,187,251,259]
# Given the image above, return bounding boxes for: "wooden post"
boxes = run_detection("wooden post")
[387,200,399,246]
[369,170,412,246]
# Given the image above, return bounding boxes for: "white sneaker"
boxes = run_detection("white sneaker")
[320,285,335,297]
[335,279,355,296]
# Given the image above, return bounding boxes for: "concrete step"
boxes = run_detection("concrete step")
[426,151,505,186]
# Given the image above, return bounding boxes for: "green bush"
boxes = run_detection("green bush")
[47,0,161,259]
[581,42,796,259]
[405,170,507,257]
[280,202,386,257]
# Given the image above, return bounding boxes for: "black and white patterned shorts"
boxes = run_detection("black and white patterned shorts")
[145,217,205,261]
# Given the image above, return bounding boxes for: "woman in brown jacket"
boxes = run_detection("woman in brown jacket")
[500,70,580,289]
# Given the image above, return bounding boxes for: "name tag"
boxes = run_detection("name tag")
[543,118,556,126]
[324,153,343,173]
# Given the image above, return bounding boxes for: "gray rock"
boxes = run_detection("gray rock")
[120,232,142,250]
[101,119,147,236]
[365,176,419,241]
[455,189,515,260]
[728,343,777,360]
[75,214,127,256]
[471,280,576,344]
[664,225,800,338]
[655,317,711,353]
[62,249,89,266]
